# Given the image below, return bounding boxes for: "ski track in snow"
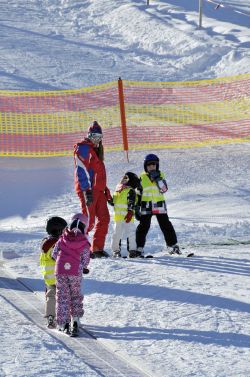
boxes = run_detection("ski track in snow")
[0,267,150,377]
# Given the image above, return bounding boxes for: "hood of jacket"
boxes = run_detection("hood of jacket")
[58,228,88,253]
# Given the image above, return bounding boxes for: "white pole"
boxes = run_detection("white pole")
[199,0,203,28]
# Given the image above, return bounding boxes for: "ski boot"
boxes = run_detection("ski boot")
[70,318,79,337]
[128,250,143,258]
[169,244,181,255]
[113,250,121,258]
[58,322,70,334]
[47,315,55,329]
[90,250,110,258]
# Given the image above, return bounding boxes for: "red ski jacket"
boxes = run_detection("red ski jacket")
[74,138,107,194]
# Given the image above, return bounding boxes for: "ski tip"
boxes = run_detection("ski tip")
[186,253,194,257]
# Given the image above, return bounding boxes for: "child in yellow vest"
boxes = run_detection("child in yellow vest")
[136,154,180,255]
[40,216,67,328]
[111,172,142,258]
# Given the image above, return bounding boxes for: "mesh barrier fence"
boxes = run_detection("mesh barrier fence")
[0,74,249,157]
[0,81,122,157]
[122,74,250,150]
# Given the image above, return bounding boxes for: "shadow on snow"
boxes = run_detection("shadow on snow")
[86,324,250,348]
[85,278,250,314]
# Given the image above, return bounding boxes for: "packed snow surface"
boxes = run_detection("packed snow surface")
[0,1,250,376]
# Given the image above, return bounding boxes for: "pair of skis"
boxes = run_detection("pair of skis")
[114,251,194,259]
[48,323,79,337]
[121,254,154,259]
[59,328,79,337]
[168,250,194,258]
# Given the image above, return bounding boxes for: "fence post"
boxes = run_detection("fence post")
[118,77,129,162]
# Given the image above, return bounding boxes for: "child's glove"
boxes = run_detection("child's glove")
[124,210,133,223]
[83,268,89,274]
[84,190,93,206]
[108,198,114,206]
[157,179,168,193]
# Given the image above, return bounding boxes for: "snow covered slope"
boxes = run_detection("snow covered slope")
[0,1,250,376]
[0,0,249,90]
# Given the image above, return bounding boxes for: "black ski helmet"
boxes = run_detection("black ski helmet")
[46,216,67,237]
[124,172,141,189]
[144,154,159,171]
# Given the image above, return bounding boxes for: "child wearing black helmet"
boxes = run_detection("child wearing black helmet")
[136,154,181,256]
[110,172,142,258]
[40,216,67,328]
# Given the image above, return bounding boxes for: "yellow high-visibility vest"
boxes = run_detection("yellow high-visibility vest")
[113,187,134,222]
[40,246,56,285]
[140,172,167,215]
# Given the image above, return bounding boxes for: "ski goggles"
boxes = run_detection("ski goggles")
[89,133,103,143]
[121,174,130,183]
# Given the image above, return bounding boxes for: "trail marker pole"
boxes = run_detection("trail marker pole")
[118,78,129,162]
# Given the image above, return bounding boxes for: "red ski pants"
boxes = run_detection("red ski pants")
[78,190,110,251]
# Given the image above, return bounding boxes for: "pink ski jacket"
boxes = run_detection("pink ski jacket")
[52,228,90,276]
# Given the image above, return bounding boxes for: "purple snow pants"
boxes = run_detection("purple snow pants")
[56,274,84,326]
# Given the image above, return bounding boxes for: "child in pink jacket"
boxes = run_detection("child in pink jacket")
[52,213,90,336]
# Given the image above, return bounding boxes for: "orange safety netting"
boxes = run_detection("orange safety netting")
[0,74,249,157]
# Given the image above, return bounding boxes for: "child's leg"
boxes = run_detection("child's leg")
[45,284,56,317]
[111,222,124,252]
[69,275,84,320]
[136,214,152,248]
[56,275,71,326]
[156,214,177,247]
[126,222,137,251]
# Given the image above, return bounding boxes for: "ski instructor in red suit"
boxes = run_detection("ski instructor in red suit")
[74,121,112,258]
